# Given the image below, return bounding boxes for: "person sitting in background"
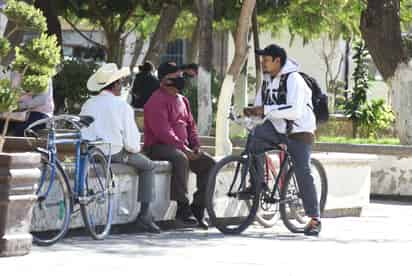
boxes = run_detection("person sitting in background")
[11,74,54,136]
[130,61,160,109]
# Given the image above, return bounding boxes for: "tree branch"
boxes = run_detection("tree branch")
[63,16,108,52]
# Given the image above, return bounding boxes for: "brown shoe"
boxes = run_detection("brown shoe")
[304,218,321,236]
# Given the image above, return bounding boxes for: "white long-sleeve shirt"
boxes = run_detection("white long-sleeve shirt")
[254,59,316,134]
[80,90,140,155]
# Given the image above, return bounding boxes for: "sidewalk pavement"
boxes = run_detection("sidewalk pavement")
[1,200,412,276]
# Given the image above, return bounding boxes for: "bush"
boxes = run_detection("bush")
[53,60,99,114]
[358,99,395,138]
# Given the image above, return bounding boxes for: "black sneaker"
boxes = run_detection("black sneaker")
[175,203,198,227]
[304,218,321,236]
[136,214,161,234]
[190,204,209,230]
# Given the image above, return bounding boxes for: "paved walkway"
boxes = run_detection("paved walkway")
[2,200,412,276]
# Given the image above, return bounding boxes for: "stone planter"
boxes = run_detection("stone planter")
[0,152,40,257]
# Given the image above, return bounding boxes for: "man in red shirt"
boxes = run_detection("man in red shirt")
[144,62,215,229]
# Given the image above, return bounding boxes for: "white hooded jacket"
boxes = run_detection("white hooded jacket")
[254,58,316,135]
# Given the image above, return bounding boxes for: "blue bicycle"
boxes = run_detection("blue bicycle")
[26,115,114,246]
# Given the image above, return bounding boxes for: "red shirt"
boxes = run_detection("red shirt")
[143,87,200,151]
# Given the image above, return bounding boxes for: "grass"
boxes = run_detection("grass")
[317,136,400,145]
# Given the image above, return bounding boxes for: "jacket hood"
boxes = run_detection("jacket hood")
[279,58,299,75]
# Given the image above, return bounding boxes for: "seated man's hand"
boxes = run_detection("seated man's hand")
[183,146,200,161]
[243,106,264,117]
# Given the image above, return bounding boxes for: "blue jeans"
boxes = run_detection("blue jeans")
[287,138,320,218]
[248,121,320,218]
[13,111,49,137]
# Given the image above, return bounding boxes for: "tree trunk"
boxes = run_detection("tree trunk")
[215,0,256,156]
[252,6,262,94]
[231,62,248,138]
[105,31,122,66]
[34,0,63,50]
[360,0,412,144]
[130,37,144,72]
[195,0,213,136]
[144,3,180,67]
[188,18,201,64]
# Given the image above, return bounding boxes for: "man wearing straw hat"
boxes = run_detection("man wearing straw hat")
[81,63,161,234]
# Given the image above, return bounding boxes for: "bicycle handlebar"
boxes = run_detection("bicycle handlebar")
[228,107,266,131]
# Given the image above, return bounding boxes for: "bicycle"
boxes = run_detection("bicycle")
[206,109,328,234]
[27,114,115,246]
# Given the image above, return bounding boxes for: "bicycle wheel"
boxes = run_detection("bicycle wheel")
[31,153,72,246]
[206,155,260,235]
[80,147,114,240]
[279,167,308,233]
[252,154,282,228]
[311,158,328,214]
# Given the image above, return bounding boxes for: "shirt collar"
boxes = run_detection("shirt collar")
[100,90,116,97]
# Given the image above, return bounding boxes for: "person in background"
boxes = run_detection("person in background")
[12,75,54,136]
[130,61,160,109]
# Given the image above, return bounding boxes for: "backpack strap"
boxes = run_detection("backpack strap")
[278,72,297,135]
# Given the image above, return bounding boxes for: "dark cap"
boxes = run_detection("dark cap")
[138,61,154,72]
[157,62,179,80]
[255,44,287,66]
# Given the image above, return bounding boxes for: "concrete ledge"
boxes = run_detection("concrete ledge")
[313,153,376,214]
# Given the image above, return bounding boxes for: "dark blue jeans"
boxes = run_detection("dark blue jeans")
[13,112,49,137]
[287,138,320,218]
[248,121,320,218]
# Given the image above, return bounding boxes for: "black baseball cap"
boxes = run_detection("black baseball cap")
[255,44,287,66]
[157,62,179,80]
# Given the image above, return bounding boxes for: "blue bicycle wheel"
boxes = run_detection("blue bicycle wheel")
[31,153,72,246]
[80,147,114,240]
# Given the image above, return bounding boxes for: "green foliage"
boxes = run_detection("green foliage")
[343,41,370,127]
[3,0,47,33]
[0,37,11,58]
[0,79,19,113]
[170,11,197,40]
[53,60,99,114]
[259,0,363,43]
[0,0,61,119]
[318,136,400,145]
[342,41,395,138]
[401,0,412,31]
[358,99,395,139]
[12,34,61,94]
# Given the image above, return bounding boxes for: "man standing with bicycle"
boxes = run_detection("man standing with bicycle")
[244,44,321,236]
[81,63,161,234]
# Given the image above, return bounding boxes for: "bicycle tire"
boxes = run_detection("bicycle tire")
[80,147,114,240]
[31,153,72,246]
[255,157,328,229]
[311,158,328,214]
[206,155,260,235]
[280,165,319,233]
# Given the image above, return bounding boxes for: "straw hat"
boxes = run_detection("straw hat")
[87,63,130,91]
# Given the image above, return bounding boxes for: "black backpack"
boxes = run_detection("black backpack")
[261,72,329,134]
[277,72,329,124]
